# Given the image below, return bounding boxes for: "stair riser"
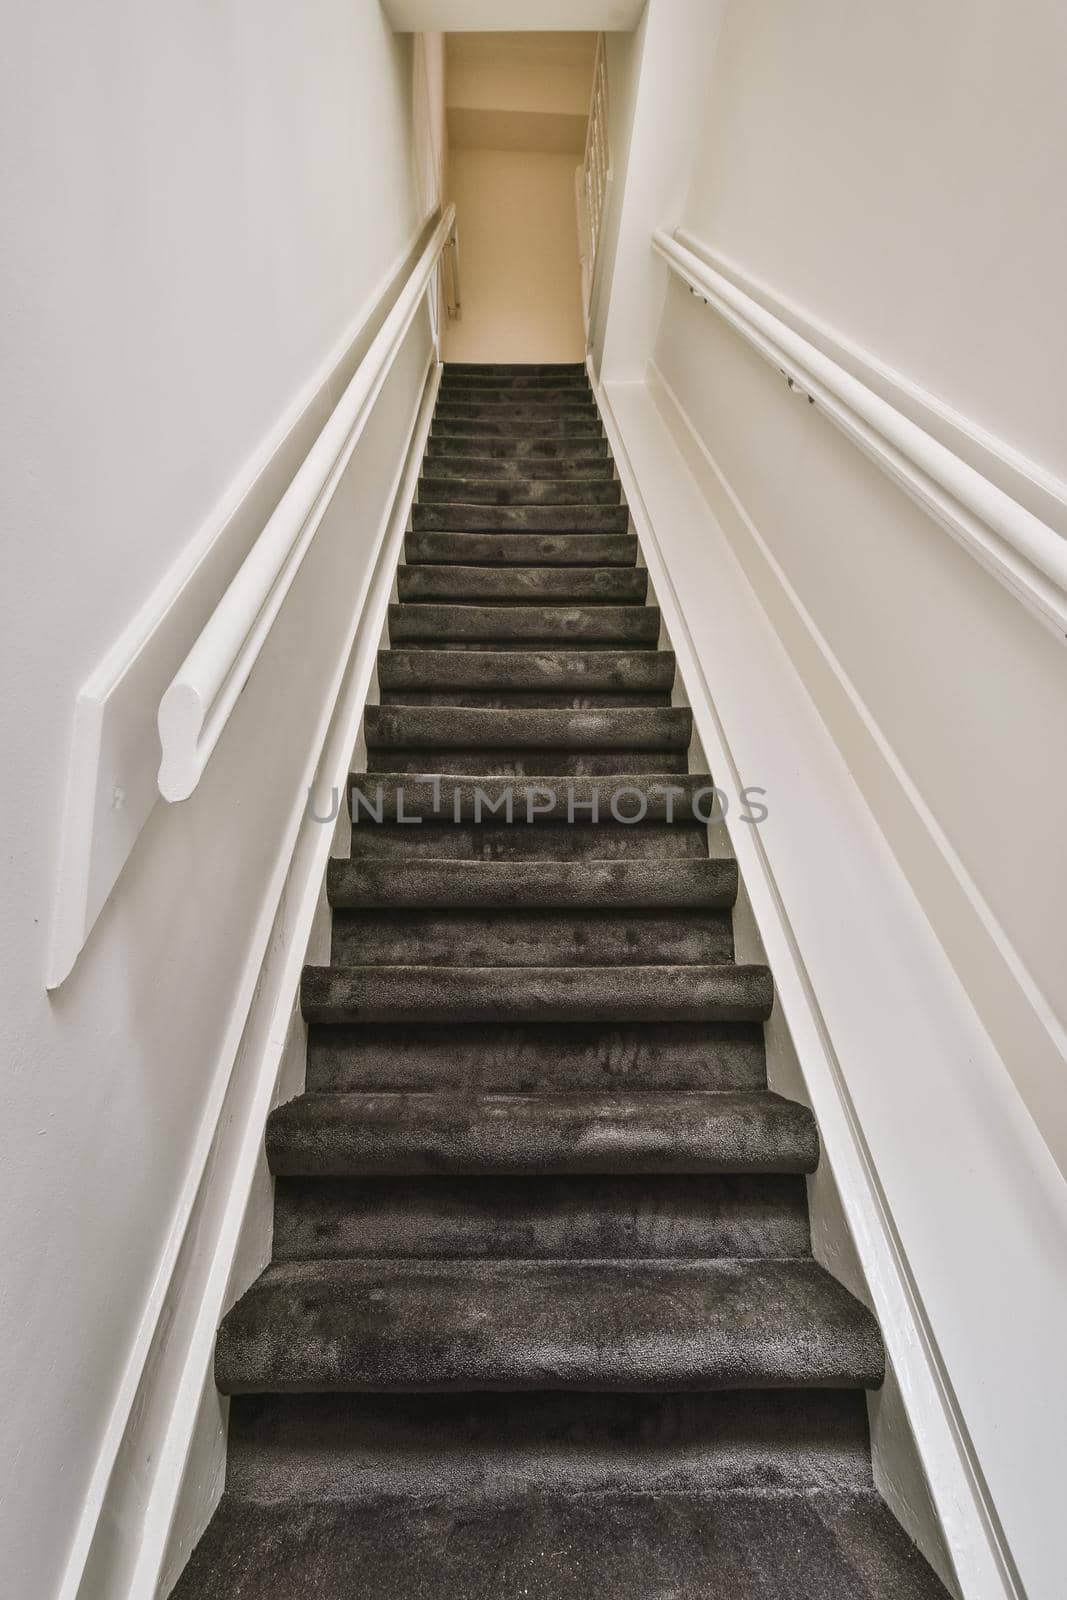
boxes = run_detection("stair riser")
[418,478,622,506]
[306,1021,768,1094]
[434,403,599,422]
[365,753,691,777]
[300,964,774,1026]
[347,822,707,862]
[445,363,586,376]
[432,418,604,439]
[327,858,735,910]
[387,604,661,645]
[412,503,628,533]
[329,909,734,969]
[441,375,591,390]
[226,1389,874,1501]
[377,648,673,693]
[425,436,610,460]
[349,774,717,823]
[364,706,691,751]
[437,395,599,412]
[396,568,647,604]
[419,456,616,480]
[272,1175,812,1260]
[404,534,637,565]
[378,691,671,709]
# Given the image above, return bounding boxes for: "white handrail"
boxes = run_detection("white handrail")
[653,226,1067,640]
[157,204,455,802]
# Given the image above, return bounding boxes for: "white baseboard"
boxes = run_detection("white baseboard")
[594,372,1043,1600]
[61,361,441,1600]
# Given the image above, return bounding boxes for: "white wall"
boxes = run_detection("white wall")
[640,2,1067,1593]
[444,147,586,362]
[0,6,425,1597]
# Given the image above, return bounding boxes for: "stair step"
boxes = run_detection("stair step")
[171,1487,947,1600]
[432,417,604,439]
[349,773,716,824]
[418,476,621,506]
[300,963,774,1025]
[435,403,601,422]
[442,374,591,392]
[388,603,659,646]
[366,750,692,776]
[327,858,734,910]
[272,1172,812,1260]
[436,394,599,413]
[405,533,636,565]
[426,435,610,460]
[364,705,691,751]
[397,565,647,605]
[348,820,706,861]
[419,454,615,480]
[225,1388,874,1500]
[214,1256,883,1394]
[267,1089,818,1178]
[329,908,733,968]
[445,362,587,376]
[306,1020,767,1093]
[378,647,672,692]
[412,502,628,533]
[378,691,672,709]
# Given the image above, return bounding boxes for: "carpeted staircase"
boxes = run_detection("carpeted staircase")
[171,364,951,1598]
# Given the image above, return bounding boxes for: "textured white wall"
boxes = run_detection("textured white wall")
[0,5,422,1596]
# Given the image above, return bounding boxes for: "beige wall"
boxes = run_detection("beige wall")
[444,146,586,362]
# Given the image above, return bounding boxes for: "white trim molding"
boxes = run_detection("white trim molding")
[652,227,1067,642]
[594,371,1067,1600]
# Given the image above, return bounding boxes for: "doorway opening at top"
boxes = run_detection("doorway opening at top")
[443,31,597,364]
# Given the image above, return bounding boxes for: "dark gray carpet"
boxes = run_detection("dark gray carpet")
[168,362,950,1598]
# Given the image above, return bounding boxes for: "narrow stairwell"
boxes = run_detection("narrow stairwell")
[172,365,950,1597]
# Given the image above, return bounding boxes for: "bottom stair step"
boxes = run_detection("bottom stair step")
[170,1489,949,1600]
[214,1257,884,1394]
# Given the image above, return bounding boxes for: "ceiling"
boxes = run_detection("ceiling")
[383,1,644,31]
[445,28,596,156]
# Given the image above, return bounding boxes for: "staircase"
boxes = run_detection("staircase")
[171,365,949,1597]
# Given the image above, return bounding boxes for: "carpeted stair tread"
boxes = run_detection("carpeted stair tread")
[404,532,636,564]
[418,475,622,505]
[379,690,673,709]
[364,705,691,750]
[411,501,628,533]
[387,602,660,644]
[266,1088,819,1178]
[366,750,692,776]
[378,647,671,691]
[214,1256,883,1394]
[300,962,773,1025]
[305,1020,768,1094]
[349,772,715,824]
[326,856,736,910]
[168,1488,946,1600]
[396,564,646,604]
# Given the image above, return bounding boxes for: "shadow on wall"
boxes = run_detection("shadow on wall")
[442,31,595,363]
